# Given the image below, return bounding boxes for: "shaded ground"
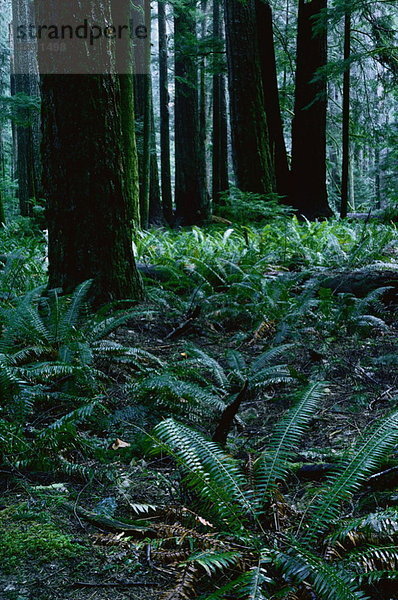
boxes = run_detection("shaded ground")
[1,295,397,600]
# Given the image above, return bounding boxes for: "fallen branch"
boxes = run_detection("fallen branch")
[70,581,159,588]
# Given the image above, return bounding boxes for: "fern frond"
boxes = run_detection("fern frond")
[161,564,198,600]
[329,509,398,544]
[239,564,273,599]
[276,538,369,600]
[186,550,241,576]
[59,279,92,337]
[131,375,226,420]
[345,545,398,573]
[304,407,398,542]
[251,344,294,372]
[152,419,255,528]
[254,382,327,503]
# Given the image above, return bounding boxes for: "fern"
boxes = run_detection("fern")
[303,407,398,542]
[152,418,255,528]
[254,382,328,502]
[275,538,369,600]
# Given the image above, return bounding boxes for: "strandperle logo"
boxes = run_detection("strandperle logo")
[10,0,151,75]
[14,18,148,46]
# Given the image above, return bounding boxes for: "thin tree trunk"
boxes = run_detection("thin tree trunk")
[290,0,332,218]
[174,0,210,225]
[199,0,209,195]
[375,144,381,209]
[212,0,229,207]
[134,1,152,229]
[223,0,275,195]
[134,72,151,229]
[340,6,351,218]
[255,0,290,200]
[148,95,164,226]
[0,133,5,224]
[11,0,41,218]
[158,0,173,224]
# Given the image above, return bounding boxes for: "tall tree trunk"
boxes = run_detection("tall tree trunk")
[148,95,164,226]
[40,74,143,303]
[199,0,209,195]
[174,0,210,225]
[290,0,332,218]
[134,72,151,229]
[212,0,229,207]
[35,0,142,303]
[255,0,290,200]
[223,0,275,195]
[11,0,41,218]
[134,1,152,229]
[340,5,351,218]
[158,0,173,224]
[0,134,5,225]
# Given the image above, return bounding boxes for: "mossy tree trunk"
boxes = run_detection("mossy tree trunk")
[212,0,229,207]
[40,74,143,304]
[255,0,290,200]
[148,94,164,226]
[134,0,152,229]
[290,0,332,218]
[223,0,275,195]
[174,0,210,225]
[11,0,41,218]
[340,5,351,219]
[158,0,173,224]
[134,72,152,229]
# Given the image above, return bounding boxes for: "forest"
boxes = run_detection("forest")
[0,0,397,598]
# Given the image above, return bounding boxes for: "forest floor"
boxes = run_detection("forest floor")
[1,219,398,599]
[1,312,397,600]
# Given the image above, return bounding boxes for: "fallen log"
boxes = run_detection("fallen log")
[318,269,398,303]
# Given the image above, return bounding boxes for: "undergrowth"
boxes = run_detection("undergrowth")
[0,217,397,599]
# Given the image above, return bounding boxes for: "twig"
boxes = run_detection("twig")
[70,581,160,588]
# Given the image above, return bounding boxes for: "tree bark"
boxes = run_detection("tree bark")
[174,0,210,225]
[290,0,332,218]
[134,73,152,229]
[212,0,229,207]
[158,0,173,224]
[223,0,275,195]
[255,0,290,200]
[134,0,152,229]
[148,94,164,226]
[11,0,41,218]
[40,73,143,304]
[340,6,351,218]
[199,0,209,197]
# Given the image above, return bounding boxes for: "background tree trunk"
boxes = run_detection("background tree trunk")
[174,0,210,225]
[199,0,209,197]
[212,0,229,207]
[149,95,164,226]
[340,5,351,218]
[290,0,332,218]
[134,72,152,229]
[223,0,275,195]
[134,0,152,229]
[158,0,173,224]
[255,0,290,200]
[11,0,41,218]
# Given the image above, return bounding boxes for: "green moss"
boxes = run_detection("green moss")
[0,519,85,572]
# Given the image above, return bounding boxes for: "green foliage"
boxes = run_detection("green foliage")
[0,280,151,476]
[150,385,398,599]
[218,188,294,223]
